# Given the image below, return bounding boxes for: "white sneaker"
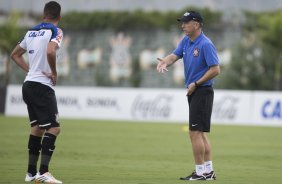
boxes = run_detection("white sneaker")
[25,172,39,182]
[35,172,62,184]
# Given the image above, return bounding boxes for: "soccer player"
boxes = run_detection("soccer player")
[156,11,220,180]
[10,1,63,183]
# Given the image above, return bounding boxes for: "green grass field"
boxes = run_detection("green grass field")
[0,114,282,184]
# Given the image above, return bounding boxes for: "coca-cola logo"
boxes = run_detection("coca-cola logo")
[213,96,238,119]
[131,94,172,119]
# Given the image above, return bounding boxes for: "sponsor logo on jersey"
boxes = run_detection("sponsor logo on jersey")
[28,31,45,37]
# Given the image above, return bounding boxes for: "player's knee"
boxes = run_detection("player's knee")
[31,126,45,136]
[47,127,61,136]
[189,130,202,140]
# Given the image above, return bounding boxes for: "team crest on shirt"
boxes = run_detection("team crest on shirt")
[193,48,200,57]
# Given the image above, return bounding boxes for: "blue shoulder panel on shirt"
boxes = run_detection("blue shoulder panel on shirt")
[30,22,58,40]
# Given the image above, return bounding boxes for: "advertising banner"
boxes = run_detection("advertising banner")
[253,91,282,126]
[5,85,189,123]
[5,85,282,126]
[212,90,253,125]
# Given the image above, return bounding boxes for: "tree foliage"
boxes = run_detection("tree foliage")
[0,12,24,86]
[0,12,23,53]
[221,10,282,90]
[59,7,222,31]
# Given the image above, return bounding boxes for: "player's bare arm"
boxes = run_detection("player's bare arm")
[156,54,179,73]
[187,65,220,96]
[45,41,59,85]
[196,65,220,85]
[11,45,28,73]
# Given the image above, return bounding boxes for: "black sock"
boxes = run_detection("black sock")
[27,134,42,176]
[39,133,57,175]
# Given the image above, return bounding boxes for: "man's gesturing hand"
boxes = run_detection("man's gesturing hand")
[156,58,168,73]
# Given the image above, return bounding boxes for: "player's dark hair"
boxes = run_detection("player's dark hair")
[43,1,61,20]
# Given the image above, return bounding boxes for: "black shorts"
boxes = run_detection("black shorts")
[22,81,60,130]
[187,86,214,132]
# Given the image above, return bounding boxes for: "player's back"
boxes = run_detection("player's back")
[20,22,62,87]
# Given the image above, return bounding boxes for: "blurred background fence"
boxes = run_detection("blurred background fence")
[1,0,282,90]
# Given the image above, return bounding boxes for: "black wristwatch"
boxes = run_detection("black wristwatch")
[194,81,199,87]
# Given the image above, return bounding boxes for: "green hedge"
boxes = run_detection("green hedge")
[59,7,222,30]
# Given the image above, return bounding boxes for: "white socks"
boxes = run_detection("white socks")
[195,164,205,175]
[195,161,214,175]
[204,161,214,173]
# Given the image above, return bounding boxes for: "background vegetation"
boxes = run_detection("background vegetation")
[218,10,282,90]
[1,7,282,90]
[59,7,222,31]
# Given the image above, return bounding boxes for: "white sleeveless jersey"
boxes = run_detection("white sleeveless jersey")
[19,22,63,88]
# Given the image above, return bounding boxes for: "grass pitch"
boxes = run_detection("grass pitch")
[0,115,282,184]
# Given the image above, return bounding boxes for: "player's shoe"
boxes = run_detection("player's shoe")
[25,173,39,182]
[204,171,216,180]
[180,171,206,180]
[179,170,195,180]
[35,172,62,184]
